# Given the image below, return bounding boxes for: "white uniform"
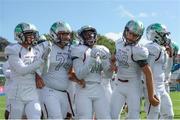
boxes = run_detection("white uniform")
[164,53,173,93]
[33,40,51,119]
[4,43,44,119]
[110,38,148,119]
[101,72,112,103]
[145,42,174,119]
[72,44,111,119]
[41,44,73,119]
[2,61,12,112]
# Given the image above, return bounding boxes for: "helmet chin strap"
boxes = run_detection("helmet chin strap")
[123,37,139,46]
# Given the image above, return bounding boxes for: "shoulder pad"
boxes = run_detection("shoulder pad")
[5,44,21,56]
[71,45,89,59]
[145,42,161,56]
[133,44,149,60]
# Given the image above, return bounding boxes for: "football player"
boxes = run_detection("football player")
[145,23,174,119]
[71,25,112,119]
[110,20,159,119]
[4,22,50,119]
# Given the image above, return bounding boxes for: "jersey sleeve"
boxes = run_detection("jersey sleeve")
[2,61,11,80]
[133,45,149,67]
[71,45,87,60]
[36,41,52,75]
[133,45,149,61]
[5,45,44,76]
[145,43,161,69]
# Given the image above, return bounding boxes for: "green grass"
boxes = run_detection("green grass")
[0,92,179,119]
[170,91,180,119]
[121,91,180,119]
[0,95,5,119]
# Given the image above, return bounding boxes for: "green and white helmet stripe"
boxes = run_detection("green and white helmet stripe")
[146,23,170,45]
[125,20,144,36]
[14,22,39,43]
[50,21,72,42]
[171,41,179,56]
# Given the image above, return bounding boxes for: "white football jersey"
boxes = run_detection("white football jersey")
[4,43,44,100]
[2,61,12,94]
[115,38,149,81]
[145,42,167,90]
[34,41,52,75]
[42,44,72,91]
[72,45,108,83]
[164,53,173,82]
[5,44,44,85]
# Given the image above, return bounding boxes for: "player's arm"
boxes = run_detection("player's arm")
[135,46,159,106]
[9,53,44,75]
[8,54,44,76]
[110,53,117,73]
[72,55,96,80]
[5,45,50,76]
[141,64,159,106]
[35,72,45,89]
[68,67,85,88]
[2,62,11,80]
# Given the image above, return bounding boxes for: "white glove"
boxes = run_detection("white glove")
[41,47,51,61]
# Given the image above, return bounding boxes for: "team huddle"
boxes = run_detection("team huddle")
[2,19,179,119]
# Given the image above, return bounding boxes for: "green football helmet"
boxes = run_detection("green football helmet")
[146,23,170,45]
[14,22,39,43]
[50,21,72,44]
[123,20,144,45]
[171,41,179,56]
[78,25,97,47]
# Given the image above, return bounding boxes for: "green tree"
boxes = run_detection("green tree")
[97,35,115,54]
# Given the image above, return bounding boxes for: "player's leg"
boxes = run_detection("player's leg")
[102,80,112,104]
[25,99,41,119]
[8,99,24,119]
[93,89,111,119]
[126,80,142,119]
[126,89,141,119]
[110,88,126,119]
[4,97,10,119]
[66,82,76,118]
[75,93,92,119]
[42,87,63,119]
[160,91,174,119]
[59,91,72,119]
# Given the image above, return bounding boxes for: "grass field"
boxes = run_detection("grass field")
[0,92,179,119]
